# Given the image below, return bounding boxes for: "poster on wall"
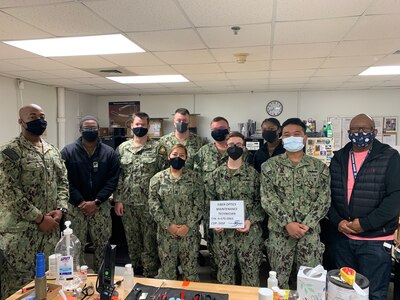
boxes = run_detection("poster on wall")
[108,101,140,129]
[306,137,334,166]
[383,116,398,133]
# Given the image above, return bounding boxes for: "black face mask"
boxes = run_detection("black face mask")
[262,130,278,143]
[82,129,99,142]
[25,118,47,136]
[170,157,186,170]
[132,127,148,137]
[176,122,189,133]
[211,128,229,142]
[227,145,243,160]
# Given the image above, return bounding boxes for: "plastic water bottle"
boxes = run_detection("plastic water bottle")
[55,221,82,290]
[123,263,134,292]
[326,122,333,138]
[268,270,278,289]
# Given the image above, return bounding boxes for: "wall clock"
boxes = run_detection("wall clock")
[266,100,283,116]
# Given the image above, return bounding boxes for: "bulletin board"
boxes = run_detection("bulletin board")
[328,115,397,148]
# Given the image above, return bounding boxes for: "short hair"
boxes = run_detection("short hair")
[175,108,190,116]
[210,116,229,126]
[169,143,188,156]
[227,131,245,142]
[132,112,150,124]
[261,117,281,129]
[282,118,306,134]
[79,115,99,129]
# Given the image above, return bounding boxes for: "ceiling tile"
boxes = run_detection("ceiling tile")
[125,65,177,75]
[0,60,29,71]
[155,50,215,64]
[272,42,337,59]
[271,58,324,70]
[102,53,165,67]
[195,80,232,87]
[322,55,384,68]
[346,15,400,40]
[231,79,268,86]
[185,73,228,81]
[127,29,205,51]
[314,67,365,76]
[270,69,316,78]
[52,56,118,69]
[331,39,400,56]
[365,0,400,15]
[219,61,268,72]
[210,46,270,62]
[274,18,357,44]
[73,77,114,85]
[307,76,354,83]
[373,54,400,66]
[85,0,190,31]
[0,0,72,8]
[0,11,51,40]
[3,2,117,36]
[34,78,83,86]
[226,71,269,80]
[6,58,73,70]
[177,0,273,27]
[276,0,371,21]
[44,69,96,78]
[0,42,41,59]
[198,24,271,48]
[269,78,308,84]
[172,63,223,74]
[5,69,60,79]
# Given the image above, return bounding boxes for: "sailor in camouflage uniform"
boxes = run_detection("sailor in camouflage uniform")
[148,144,204,281]
[261,118,330,289]
[205,132,264,286]
[0,104,69,300]
[193,116,230,277]
[114,112,167,277]
[159,108,206,169]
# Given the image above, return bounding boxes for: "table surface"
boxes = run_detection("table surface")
[7,275,260,300]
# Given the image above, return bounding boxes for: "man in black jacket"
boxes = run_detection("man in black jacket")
[61,115,120,272]
[328,113,400,300]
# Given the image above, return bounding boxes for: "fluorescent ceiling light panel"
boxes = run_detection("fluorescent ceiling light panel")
[3,34,144,57]
[359,65,400,76]
[107,75,189,84]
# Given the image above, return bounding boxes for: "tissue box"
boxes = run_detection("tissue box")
[297,265,327,300]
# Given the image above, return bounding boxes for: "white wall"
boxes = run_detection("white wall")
[97,92,298,140]
[0,76,19,144]
[64,90,98,145]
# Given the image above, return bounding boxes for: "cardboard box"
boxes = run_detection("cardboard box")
[16,283,62,300]
[297,265,327,300]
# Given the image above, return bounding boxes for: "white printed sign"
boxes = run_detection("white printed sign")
[209,200,245,229]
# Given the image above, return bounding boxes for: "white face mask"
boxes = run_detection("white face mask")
[283,136,304,152]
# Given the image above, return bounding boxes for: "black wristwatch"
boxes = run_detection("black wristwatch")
[94,199,102,207]
[56,207,68,214]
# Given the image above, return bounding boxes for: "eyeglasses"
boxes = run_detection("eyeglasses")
[349,127,374,133]
[227,143,244,148]
[82,127,98,131]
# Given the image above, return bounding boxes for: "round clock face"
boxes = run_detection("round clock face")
[266,100,283,116]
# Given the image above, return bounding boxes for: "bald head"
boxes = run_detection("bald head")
[349,114,375,132]
[19,104,45,123]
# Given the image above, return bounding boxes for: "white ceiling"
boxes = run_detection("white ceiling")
[0,0,399,95]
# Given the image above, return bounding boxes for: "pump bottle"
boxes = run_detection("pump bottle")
[55,221,82,290]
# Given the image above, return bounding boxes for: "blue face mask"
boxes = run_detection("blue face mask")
[282,136,304,152]
[348,132,374,148]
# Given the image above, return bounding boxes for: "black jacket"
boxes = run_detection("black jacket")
[253,140,285,173]
[328,139,400,237]
[61,137,120,206]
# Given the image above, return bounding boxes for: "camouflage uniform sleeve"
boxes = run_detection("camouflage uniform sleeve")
[186,173,204,228]
[204,170,217,220]
[55,149,70,210]
[192,150,202,175]
[247,170,264,224]
[0,149,42,221]
[302,162,331,229]
[260,160,293,227]
[148,174,172,230]
[156,144,168,171]
[113,145,124,203]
